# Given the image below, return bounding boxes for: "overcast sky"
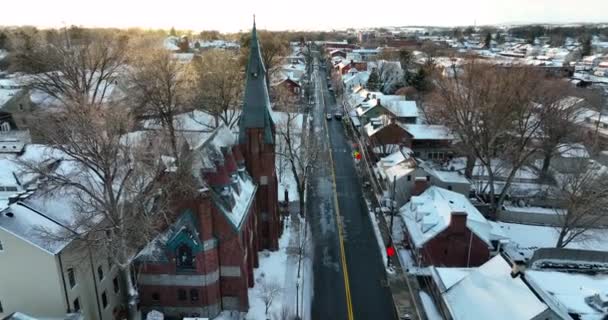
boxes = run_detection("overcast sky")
[3,0,607,32]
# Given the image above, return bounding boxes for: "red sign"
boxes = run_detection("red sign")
[386,245,395,257]
[353,151,361,160]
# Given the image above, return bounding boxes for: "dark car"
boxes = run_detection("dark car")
[334,112,343,120]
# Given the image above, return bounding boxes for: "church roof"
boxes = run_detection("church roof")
[239,19,275,144]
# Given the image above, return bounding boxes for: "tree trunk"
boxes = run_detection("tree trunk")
[118,265,138,320]
[555,228,568,248]
[464,154,475,179]
[540,151,552,181]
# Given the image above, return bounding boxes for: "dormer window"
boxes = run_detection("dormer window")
[176,244,195,269]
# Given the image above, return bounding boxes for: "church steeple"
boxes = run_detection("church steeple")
[239,18,274,144]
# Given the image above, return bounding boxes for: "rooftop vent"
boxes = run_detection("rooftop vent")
[5,212,14,218]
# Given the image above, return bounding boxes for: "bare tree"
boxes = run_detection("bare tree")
[552,160,608,248]
[129,48,193,164]
[535,84,585,179]
[192,49,243,129]
[274,87,319,216]
[18,104,190,319]
[11,29,128,108]
[259,279,282,316]
[431,61,545,212]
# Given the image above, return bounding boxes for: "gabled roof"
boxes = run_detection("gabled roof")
[399,186,506,248]
[398,124,453,140]
[435,255,549,320]
[239,20,274,145]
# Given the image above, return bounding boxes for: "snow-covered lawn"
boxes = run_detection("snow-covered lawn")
[497,222,608,251]
[241,216,313,320]
[419,291,444,320]
[502,205,564,215]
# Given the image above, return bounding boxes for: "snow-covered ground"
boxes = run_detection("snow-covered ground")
[273,111,305,203]
[497,222,608,251]
[419,291,444,320]
[233,216,313,320]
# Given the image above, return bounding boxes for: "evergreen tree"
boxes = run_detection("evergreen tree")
[494,32,503,44]
[484,32,492,49]
[409,68,428,93]
[0,32,7,50]
[366,69,381,91]
[581,36,592,57]
[170,26,176,37]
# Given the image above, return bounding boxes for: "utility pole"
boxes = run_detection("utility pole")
[387,175,397,268]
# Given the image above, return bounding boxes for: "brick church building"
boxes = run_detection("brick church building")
[136,20,280,319]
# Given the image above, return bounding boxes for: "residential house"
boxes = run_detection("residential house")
[0,146,123,320]
[399,186,508,267]
[427,254,561,320]
[271,78,301,101]
[329,49,347,59]
[363,117,453,161]
[0,78,34,131]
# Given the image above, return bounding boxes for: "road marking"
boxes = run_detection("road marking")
[321,80,355,320]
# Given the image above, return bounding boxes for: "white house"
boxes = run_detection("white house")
[0,145,123,320]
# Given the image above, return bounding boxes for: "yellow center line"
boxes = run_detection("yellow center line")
[323,98,355,320]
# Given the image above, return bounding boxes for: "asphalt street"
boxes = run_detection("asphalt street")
[308,56,396,320]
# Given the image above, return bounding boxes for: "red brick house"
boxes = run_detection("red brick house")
[398,185,507,267]
[272,78,301,98]
[135,21,281,319]
[363,116,453,160]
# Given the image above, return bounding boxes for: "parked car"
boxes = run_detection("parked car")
[326,113,332,120]
[334,112,343,120]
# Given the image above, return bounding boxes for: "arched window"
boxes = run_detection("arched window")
[176,244,195,269]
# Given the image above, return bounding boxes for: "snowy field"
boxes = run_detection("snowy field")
[273,111,305,203]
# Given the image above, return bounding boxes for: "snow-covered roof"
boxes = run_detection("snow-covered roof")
[0,88,21,108]
[399,186,506,248]
[433,267,472,290]
[0,130,31,154]
[526,270,608,320]
[557,143,589,159]
[383,100,418,118]
[399,124,453,140]
[0,201,73,254]
[438,255,549,320]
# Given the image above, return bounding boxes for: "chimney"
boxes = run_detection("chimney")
[350,59,354,65]
[450,211,467,233]
[412,177,429,196]
[377,98,381,106]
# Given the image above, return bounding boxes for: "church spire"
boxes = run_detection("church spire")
[239,18,274,144]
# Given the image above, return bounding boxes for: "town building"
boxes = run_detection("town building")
[0,146,123,320]
[399,186,507,267]
[136,21,281,319]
